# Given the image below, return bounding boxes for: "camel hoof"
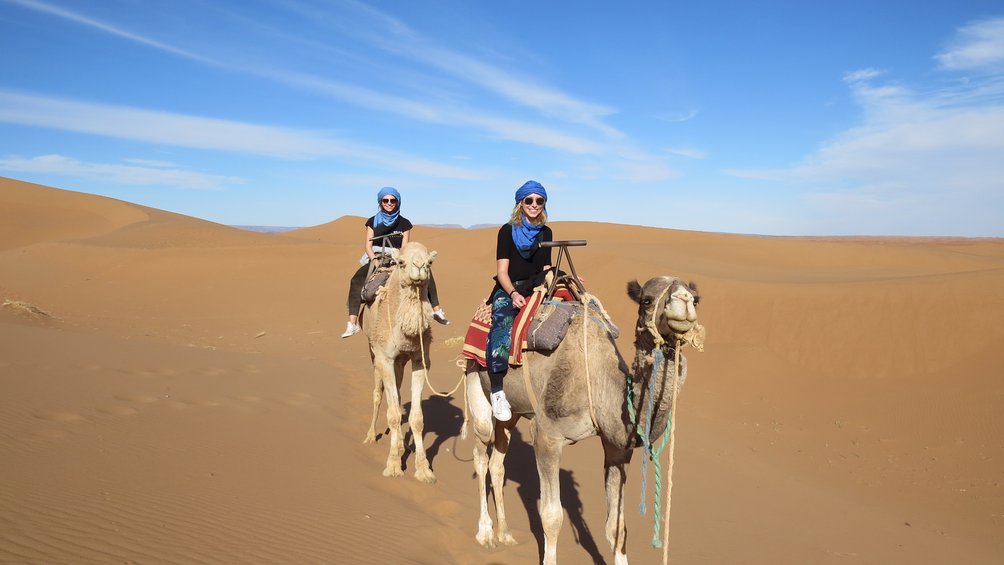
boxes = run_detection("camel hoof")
[362,432,376,444]
[498,530,517,546]
[414,468,437,484]
[476,531,496,549]
[382,466,404,478]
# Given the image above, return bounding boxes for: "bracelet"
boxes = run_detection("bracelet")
[509,289,518,297]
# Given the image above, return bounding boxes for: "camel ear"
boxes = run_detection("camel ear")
[428,250,437,263]
[688,281,701,306]
[626,280,643,303]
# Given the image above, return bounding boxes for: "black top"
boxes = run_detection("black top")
[366,215,413,248]
[494,223,553,295]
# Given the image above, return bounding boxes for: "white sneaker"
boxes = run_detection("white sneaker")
[490,390,512,421]
[433,308,450,325]
[340,322,360,338]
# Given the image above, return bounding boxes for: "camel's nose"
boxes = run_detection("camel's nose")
[668,287,697,323]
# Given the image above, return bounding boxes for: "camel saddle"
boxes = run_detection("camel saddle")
[461,285,577,368]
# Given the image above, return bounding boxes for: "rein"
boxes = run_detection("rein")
[625,282,685,554]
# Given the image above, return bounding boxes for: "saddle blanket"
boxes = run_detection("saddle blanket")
[461,286,574,368]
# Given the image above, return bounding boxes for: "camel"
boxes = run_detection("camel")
[361,241,438,483]
[464,275,703,565]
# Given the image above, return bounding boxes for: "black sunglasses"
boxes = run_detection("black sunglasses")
[522,197,545,206]
[381,198,398,204]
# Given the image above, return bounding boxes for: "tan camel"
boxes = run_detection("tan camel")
[361,241,438,483]
[464,275,702,565]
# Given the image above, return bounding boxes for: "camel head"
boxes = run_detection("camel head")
[627,276,700,342]
[390,242,437,288]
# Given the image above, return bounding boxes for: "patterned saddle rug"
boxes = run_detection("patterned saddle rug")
[461,286,577,368]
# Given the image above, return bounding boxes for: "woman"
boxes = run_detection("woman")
[485,180,552,421]
[341,187,448,338]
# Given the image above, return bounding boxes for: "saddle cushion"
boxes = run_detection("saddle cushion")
[461,286,575,368]
[360,268,392,304]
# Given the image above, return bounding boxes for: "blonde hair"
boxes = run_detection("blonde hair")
[509,201,548,226]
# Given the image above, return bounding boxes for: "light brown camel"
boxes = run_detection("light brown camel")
[464,275,703,565]
[361,241,438,483]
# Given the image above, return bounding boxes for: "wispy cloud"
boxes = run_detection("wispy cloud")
[0,154,241,190]
[665,147,707,159]
[935,17,1004,72]
[263,69,607,154]
[4,0,216,64]
[655,109,700,123]
[0,89,484,179]
[10,0,621,157]
[333,0,623,138]
[723,18,1004,235]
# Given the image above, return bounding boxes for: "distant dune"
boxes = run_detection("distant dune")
[1,175,1002,564]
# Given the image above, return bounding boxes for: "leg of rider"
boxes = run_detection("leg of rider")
[345,264,369,329]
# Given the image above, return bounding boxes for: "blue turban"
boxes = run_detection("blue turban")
[374,186,401,227]
[515,180,547,203]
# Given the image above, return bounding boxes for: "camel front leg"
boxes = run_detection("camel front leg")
[408,351,436,483]
[535,431,565,565]
[473,437,495,548]
[603,440,632,565]
[363,366,384,443]
[377,355,404,477]
[489,424,517,546]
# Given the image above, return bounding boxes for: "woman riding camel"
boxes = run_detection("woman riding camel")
[341,187,448,338]
[485,180,552,420]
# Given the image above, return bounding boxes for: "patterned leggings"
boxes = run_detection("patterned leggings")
[486,287,518,378]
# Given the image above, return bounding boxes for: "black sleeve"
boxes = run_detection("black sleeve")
[496,224,512,260]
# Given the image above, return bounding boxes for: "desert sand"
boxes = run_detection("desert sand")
[1,175,1002,564]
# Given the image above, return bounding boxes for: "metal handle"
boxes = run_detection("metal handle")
[539,239,587,248]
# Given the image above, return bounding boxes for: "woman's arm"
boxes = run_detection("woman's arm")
[497,258,527,309]
[401,229,411,247]
[364,226,376,260]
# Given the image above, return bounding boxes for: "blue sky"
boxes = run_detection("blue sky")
[1,0,1002,236]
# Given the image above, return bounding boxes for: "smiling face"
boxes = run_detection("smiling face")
[380,195,399,213]
[521,193,545,220]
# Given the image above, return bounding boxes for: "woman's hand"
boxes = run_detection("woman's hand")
[511,291,527,309]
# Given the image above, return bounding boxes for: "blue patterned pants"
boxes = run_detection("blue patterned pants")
[487,287,518,377]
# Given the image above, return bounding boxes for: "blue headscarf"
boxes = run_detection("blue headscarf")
[374,186,401,227]
[515,180,547,203]
[512,180,547,259]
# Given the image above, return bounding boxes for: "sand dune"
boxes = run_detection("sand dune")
[1,176,1002,564]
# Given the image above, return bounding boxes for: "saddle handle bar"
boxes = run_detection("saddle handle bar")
[541,240,588,298]
[539,240,587,248]
[368,231,405,243]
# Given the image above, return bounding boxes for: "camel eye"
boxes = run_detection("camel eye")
[642,298,653,307]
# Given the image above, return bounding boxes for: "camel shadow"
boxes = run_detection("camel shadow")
[502,426,607,564]
[397,394,464,472]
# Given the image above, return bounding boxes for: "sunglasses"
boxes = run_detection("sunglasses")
[522,197,546,206]
[381,198,398,204]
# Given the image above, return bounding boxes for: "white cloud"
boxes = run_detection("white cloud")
[725,50,1004,235]
[655,109,700,123]
[12,0,623,156]
[665,147,707,159]
[336,0,623,137]
[935,17,1004,72]
[0,154,241,190]
[0,89,484,179]
[6,0,215,64]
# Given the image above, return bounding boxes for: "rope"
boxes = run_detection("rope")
[411,286,465,399]
[624,333,682,551]
[581,296,599,432]
[660,337,683,564]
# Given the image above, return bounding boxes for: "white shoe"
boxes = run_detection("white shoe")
[433,308,450,325]
[340,322,360,338]
[490,390,512,421]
